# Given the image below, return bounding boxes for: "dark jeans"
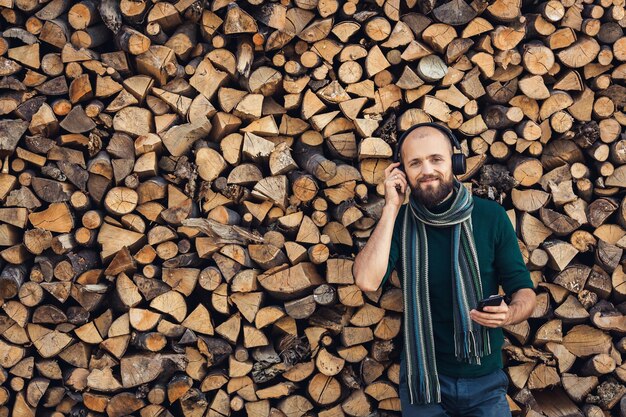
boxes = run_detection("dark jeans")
[399,361,511,417]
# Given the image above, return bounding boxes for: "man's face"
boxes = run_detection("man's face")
[400,127,455,208]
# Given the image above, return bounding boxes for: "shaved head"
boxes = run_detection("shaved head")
[398,125,453,164]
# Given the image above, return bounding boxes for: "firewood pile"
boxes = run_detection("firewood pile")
[0,0,625,415]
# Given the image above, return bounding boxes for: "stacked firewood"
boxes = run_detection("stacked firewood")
[0,0,625,415]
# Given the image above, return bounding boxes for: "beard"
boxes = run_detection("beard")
[410,174,455,209]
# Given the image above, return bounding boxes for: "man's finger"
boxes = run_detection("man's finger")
[482,316,507,323]
[470,310,507,321]
[385,162,400,175]
[385,175,407,188]
[386,169,405,180]
[471,316,504,328]
[483,305,509,313]
[470,309,494,317]
[481,302,508,313]
[471,317,496,327]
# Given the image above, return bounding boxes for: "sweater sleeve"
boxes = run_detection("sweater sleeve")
[494,205,534,295]
[378,207,403,289]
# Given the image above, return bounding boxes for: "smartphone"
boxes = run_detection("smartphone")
[395,164,405,191]
[477,295,505,312]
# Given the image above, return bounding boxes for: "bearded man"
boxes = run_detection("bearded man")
[353,123,536,417]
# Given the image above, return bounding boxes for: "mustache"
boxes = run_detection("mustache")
[419,175,441,182]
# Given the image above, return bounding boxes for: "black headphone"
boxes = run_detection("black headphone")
[394,122,467,176]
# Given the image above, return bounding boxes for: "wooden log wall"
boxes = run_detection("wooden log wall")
[0,0,625,416]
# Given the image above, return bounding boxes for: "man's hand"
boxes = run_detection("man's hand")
[470,288,536,328]
[384,162,407,211]
[470,301,510,328]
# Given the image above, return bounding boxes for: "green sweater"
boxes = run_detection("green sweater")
[381,194,533,378]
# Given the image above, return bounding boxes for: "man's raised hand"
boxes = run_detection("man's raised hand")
[383,162,407,211]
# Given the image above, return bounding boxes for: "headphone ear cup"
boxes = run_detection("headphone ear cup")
[452,154,466,175]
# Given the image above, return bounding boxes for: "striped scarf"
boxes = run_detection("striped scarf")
[400,180,490,404]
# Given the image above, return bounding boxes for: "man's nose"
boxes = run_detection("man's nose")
[421,162,434,175]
